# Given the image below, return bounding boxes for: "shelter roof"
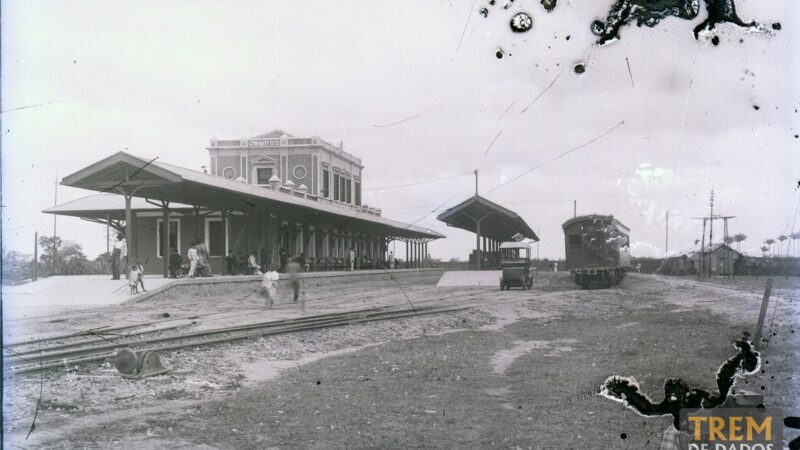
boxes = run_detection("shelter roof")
[436,195,538,242]
[53,152,443,240]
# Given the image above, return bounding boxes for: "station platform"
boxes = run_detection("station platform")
[436,270,501,287]
[2,275,175,320]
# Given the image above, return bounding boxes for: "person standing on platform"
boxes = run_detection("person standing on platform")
[111,233,126,280]
[285,257,303,310]
[128,264,140,295]
[349,248,355,271]
[135,260,147,292]
[248,250,262,275]
[388,251,395,270]
[197,241,211,276]
[187,242,199,278]
[169,247,182,278]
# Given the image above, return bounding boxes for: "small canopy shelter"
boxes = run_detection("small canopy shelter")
[436,195,538,269]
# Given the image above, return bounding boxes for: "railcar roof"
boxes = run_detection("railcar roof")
[561,214,630,233]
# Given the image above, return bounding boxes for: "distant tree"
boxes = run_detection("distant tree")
[2,250,35,285]
[760,245,769,256]
[93,252,112,275]
[764,238,776,256]
[724,236,734,245]
[792,232,800,257]
[448,257,462,263]
[733,233,747,252]
[36,235,94,276]
[38,235,63,270]
[777,234,788,257]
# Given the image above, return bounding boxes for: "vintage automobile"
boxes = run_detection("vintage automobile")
[499,241,534,290]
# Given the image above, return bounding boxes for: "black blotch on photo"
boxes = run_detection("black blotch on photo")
[620,433,628,440]
[540,0,557,13]
[510,12,533,33]
[591,20,606,36]
[565,35,571,40]
[574,63,585,74]
[496,49,505,59]
[711,35,720,46]
[316,380,321,385]
[479,7,489,17]
[772,22,782,30]
[753,105,760,110]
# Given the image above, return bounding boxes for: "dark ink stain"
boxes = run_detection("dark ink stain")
[574,63,586,74]
[503,1,513,10]
[540,0,557,12]
[479,7,489,17]
[771,22,781,30]
[620,432,628,440]
[600,334,760,428]
[711,35,720,46]
[316,380,321,385]
[566,35,571,40]
[592,0,763,46]
[496,48,505,59]
[591,20,607,36]
[510,12,533,33]
[752,104,760,110]
[489,0,496,5]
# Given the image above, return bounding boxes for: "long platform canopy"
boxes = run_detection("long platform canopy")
[49,151,444,240]
[436,195,538,242]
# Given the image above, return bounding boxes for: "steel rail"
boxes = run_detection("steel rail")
[5,304,472,375]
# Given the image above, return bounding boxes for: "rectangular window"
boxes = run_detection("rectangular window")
[346,178,352,204]
[568,235,582,247]
[339,176,346,203]
[256,167,273,185]
[322,168,330,197]
[157,219,180,258]
[355,181,361,206]
[205,218,226,257]
[333,174,340,200]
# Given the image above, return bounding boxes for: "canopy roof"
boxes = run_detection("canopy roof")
[436,195,538,242]
[43,193,194,220]
[52,152,443,240]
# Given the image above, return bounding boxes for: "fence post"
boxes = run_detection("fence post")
[753,278,773,349]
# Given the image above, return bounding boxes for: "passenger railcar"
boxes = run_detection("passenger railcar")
[562,214,631,288]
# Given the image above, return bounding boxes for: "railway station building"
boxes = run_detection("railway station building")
[44,130,444,276]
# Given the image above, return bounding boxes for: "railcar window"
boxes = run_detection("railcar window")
[569,235,582,247]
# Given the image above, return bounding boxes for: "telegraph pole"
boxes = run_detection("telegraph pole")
[52,174,58,272]
[573,200,577,218]
[474,169,478,198]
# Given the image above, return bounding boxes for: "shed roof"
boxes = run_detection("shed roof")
[436,195,538,242]
[52,151,443,240]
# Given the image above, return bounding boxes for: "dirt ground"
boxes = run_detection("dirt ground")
[3,272,798,449]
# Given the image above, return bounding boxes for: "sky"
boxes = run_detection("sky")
[2,0,799,262]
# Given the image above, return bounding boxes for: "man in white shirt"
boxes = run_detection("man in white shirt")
[349,248,355,271]
[187,242,199,278]
[111,233,127,280]
[388,251,395,270]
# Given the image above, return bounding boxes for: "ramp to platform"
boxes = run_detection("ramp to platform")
[2,275,173,320]
[436,270,501,287]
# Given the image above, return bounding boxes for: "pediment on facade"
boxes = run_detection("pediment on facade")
[251,154,279,165]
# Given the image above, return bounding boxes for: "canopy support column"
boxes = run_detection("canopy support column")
[161,201,170,278]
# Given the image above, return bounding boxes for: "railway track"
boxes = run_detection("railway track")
[3,303,473,376]
[5,277,560,377]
